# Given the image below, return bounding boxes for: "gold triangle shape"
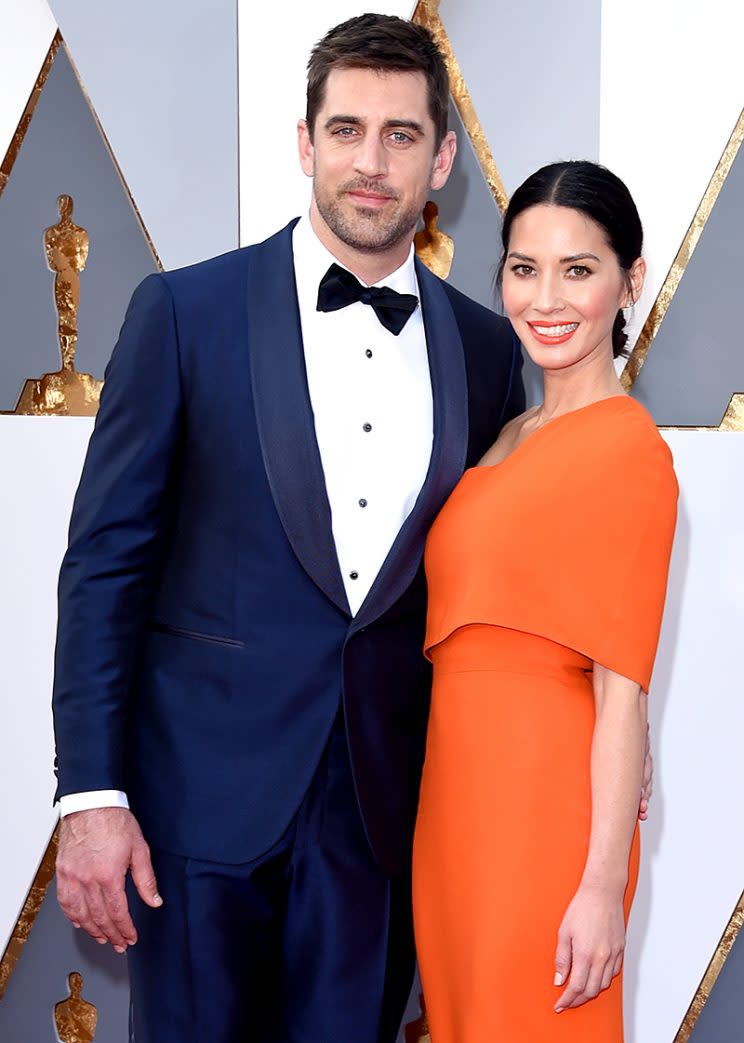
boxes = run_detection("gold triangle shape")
[622,108,744,393]
[674,889,744,1042]
[0,826,58,1000]
[0,32,62,201]
[412,0,508,215]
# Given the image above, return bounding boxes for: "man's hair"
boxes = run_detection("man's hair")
[306,13,450,147]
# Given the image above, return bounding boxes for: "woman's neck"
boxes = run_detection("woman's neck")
[539,351,624,422]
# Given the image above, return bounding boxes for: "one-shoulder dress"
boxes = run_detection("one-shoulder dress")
[412,396,678,1042]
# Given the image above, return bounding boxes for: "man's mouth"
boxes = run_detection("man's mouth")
[347,190,393,207]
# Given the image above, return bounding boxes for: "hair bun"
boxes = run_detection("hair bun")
[612,309,629,359]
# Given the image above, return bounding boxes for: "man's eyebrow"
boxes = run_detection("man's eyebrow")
[383,118,425,134]
[323,115,425,135]
[324,115,363,129]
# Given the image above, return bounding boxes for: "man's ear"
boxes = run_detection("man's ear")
[298,119,314,177]
[430,130,457,191]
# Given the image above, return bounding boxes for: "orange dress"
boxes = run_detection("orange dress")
[413,396,677,1042]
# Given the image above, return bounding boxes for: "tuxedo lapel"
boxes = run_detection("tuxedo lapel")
[246,221,350,616]
[350,259,469,633]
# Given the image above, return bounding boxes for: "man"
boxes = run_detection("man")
[52,14,525,1041]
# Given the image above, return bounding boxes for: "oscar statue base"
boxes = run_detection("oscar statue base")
[13,368,102,416]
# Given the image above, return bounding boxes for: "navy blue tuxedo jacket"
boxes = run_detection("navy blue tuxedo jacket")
[52,220,525,876]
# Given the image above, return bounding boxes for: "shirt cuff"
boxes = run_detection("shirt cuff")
[58,790,130,817]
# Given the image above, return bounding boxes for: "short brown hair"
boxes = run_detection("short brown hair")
[306,13,450,146]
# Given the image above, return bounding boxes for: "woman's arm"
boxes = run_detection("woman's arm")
[553,664,647,1013]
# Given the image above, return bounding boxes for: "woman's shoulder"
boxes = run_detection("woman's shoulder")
[578,396,678,499]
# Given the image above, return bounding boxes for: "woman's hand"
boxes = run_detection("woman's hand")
[553,882,626,1013]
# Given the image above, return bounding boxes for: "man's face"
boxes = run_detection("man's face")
[298,67,455,256]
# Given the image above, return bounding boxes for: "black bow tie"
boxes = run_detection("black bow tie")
[317,263,419,336]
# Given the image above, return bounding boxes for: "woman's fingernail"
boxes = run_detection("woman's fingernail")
[554,972,564,986]
[555,1006,564,1013]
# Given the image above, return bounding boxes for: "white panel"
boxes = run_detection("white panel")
[0,0,57,165]
[625,431,744,1042]
[0,416,92,956]
[600,0,744,347]
[238,0,417,246]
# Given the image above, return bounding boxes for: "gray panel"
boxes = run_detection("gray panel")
[48,0,239,270]
[440,0,601,196]
[688,926,744,1042]
[436,100,541,408]
[632,140,744,425]
[0,883,129,1042]
[0,46,156,411]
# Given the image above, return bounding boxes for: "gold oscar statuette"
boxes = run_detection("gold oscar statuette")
[54,971,97,1043]
[14,194,103,415]
[405,994,432,1043]
[414,200,454,280]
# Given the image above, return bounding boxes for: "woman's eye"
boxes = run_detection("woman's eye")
[510,264,534,277]
[567,265,591,278]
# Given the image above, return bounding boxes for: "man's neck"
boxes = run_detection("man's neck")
[308,208,413,286]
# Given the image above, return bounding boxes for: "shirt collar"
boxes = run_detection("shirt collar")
[292,213,418,298]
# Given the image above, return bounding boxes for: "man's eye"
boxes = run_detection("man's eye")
[333,127,357,137]
[390,131,413,143]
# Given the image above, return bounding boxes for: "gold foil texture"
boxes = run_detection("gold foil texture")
[414,200,454,279]
[413,0,508,215]
[0,34,61,202]
[13,194,102,416]
[55,972,98,1043]
[0,826,58,999]
[674,890,744,1042]
[622,108,744,391]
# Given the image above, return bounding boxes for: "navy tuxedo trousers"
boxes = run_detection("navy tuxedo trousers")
[126,716,415,1042]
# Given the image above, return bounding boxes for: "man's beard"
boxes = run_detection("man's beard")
[314,177,422,254]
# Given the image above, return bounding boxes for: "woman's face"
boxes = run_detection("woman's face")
[501,204,644,373]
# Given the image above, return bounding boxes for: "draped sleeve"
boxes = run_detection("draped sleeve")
[423,397,678,692]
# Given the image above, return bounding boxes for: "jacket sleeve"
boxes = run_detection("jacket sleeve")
[52,273,184,799]
[499,330,526,427]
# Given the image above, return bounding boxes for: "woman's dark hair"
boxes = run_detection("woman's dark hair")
[306,14,449,147]
[497,160,643,358]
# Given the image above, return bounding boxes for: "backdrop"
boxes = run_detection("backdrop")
[0,2,742,1040]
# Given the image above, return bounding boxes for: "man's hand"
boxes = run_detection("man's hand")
[56,807,162,953]
[639,723,653,821]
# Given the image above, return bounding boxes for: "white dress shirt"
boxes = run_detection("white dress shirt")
[59,215,433,817]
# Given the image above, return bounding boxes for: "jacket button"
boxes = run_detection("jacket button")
[349,571,359,580]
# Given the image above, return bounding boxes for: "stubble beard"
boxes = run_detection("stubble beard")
[314,178,423,255]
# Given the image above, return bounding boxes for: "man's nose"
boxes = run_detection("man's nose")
[353,136,388,178]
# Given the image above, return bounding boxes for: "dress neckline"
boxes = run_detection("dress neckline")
[469,394,636,474]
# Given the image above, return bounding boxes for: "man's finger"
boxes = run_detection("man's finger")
[100,878,138,947]
[86,883,130,950]
[130,842,163,909]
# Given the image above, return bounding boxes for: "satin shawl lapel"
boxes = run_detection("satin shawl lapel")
[350,259,469,634]
[246,220,350,616]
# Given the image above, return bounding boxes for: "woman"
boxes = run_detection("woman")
[412,161,678,1041]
